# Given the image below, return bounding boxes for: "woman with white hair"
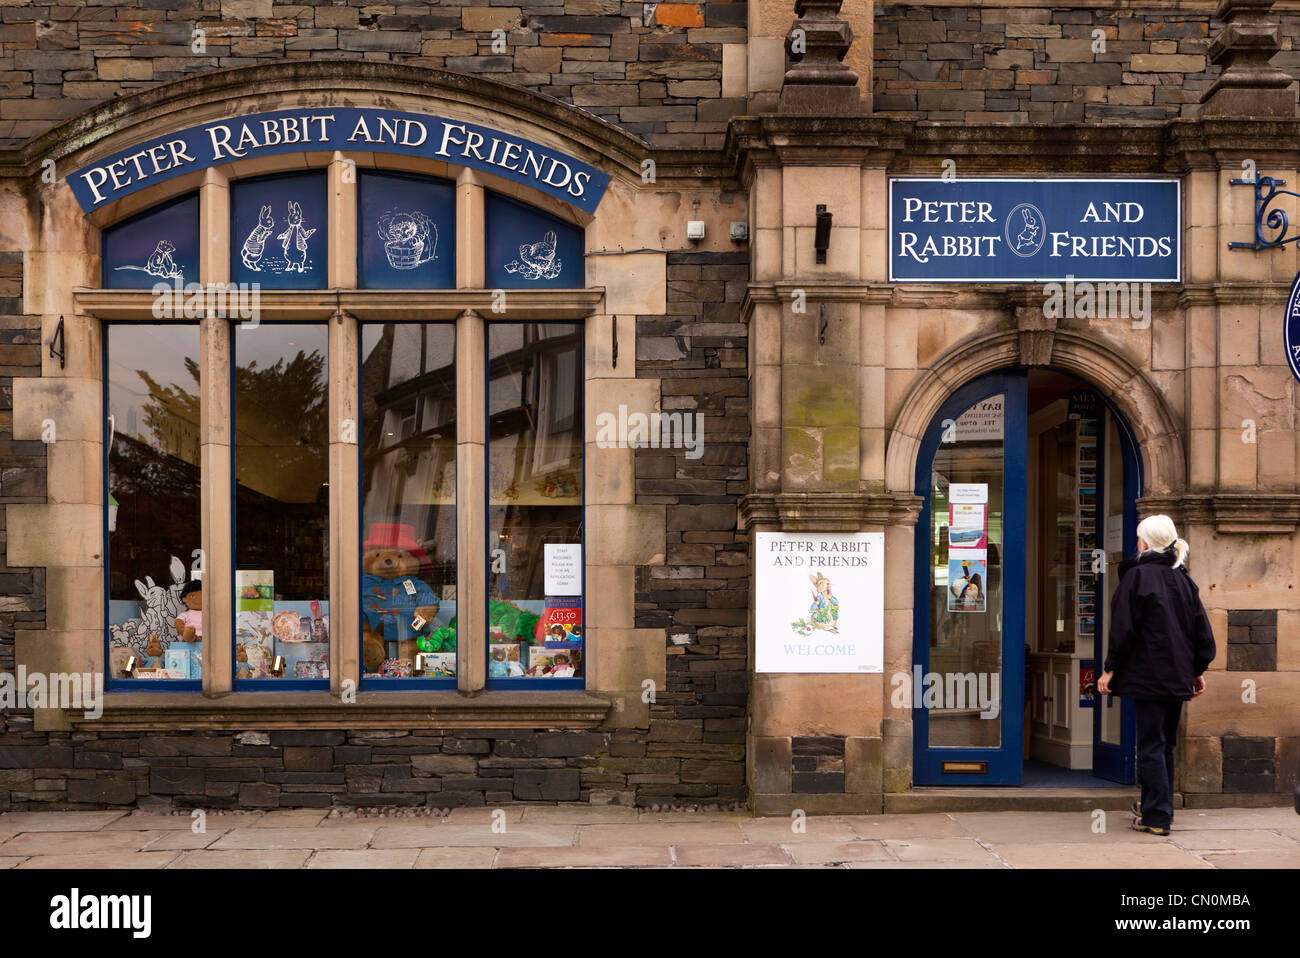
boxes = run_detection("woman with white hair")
[1097,514,1216,836]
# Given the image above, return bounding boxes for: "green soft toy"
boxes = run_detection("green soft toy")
[418,621,456,653]
[489,600,539,642]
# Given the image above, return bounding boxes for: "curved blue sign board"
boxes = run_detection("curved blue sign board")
[889,178,1181,283]
[1285,270,1300,384]
[69,108,611,215]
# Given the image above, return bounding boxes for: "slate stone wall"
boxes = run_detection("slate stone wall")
[0,0,745,148]
[871,5,1296,123]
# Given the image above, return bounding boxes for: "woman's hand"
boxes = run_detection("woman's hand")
[1192,675,1206,697]
[1097,670,1114,695]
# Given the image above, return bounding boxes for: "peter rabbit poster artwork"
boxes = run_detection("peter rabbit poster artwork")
[752,532,884,674]
[232,174,327,288]
[486,193,583,289]
[102,193,199,290]
[359,172,456,289]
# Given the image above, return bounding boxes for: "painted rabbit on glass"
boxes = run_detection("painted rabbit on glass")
[240,204,275,271]
[277,200,316,273]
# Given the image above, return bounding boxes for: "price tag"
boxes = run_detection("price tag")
[402,579,416,596]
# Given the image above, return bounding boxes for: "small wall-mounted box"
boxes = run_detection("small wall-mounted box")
[729,221,748,242]
[686,220,706,241]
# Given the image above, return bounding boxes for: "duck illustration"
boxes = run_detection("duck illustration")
[504,230,561,281]
[240,205,275,271]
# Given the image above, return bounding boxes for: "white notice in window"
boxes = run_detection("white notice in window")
[544,543,582,596]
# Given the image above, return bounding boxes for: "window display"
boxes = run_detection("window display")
[485,192,584,290]
[487,323,584,684]
[360,323,457,681]
[105,324,203,682]
[231,172,327,289]
[234,323,330,683]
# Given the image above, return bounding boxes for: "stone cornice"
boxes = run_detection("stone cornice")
[1177,282,1292,306]
[1138,493,1300,533]
[739,492,924,531]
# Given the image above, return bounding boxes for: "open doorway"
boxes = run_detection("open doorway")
[912,367,1139,787]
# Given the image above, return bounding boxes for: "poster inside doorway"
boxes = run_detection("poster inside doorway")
[754,532,884,673]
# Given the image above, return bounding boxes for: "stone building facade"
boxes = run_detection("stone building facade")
[0,0,1297,813]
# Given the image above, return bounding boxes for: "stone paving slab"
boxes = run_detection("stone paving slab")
[169,849,314,868]
[519,805,640,824]
[884,838,1001,862]
[1198,848,1300,869]
[1175,808,1300,829]
[252,809,328,827]
[992,842,1213,869]
[672,843,793,867]
[848,814,971,840]
[105,811,265,830]
[741,817,860,843]
[1169,828,1299,851]
[496,845,673,867]
[142,829,231,851]
[373,824,578,848]
[307,849,421,868]
[782,840,895,865]
[0,811,128,832]
[577,821,747,846]
[414,847,498,868]
[0,857,23,868]
[210,825,378,850]
[0,829,159,856]
[950,811,1171,844]
[847,859,1007,869]
[0,832,13,847]
[16,851,182,869]
[445,807,526,825]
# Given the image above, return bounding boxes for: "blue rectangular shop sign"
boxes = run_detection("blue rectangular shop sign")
[888,178,1181,283]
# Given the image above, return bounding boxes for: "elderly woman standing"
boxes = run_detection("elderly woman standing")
[1097,515,1216,836]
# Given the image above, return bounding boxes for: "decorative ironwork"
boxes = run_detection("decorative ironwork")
[1229,175,1300,251]
[48,315,65,369]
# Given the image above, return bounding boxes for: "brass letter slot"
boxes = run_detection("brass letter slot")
[942,761,989,774]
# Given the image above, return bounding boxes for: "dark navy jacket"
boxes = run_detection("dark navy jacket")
[1103,549,1216,701]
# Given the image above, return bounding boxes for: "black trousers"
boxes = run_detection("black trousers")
[1133,698,1184,828]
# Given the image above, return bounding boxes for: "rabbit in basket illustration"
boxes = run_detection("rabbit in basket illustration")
[504,230,562,281]
[240,205,275,271]
[277,201,316,273]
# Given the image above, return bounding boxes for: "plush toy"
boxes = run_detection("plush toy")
[361,523,441,672]
[174,580,202,642]
[140,634,164,669]
[235,645,254,679]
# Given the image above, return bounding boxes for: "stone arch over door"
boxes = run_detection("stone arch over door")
[884,328,1186,498]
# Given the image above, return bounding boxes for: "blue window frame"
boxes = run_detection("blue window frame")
[485,192,584,290]
[359,322,458,688]
[102,192,199,290]
[485,322,585,689]
[358,171,456,289]
[231,172,328,289]
[103,322,203,689]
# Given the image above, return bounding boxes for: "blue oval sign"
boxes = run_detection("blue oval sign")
[1285,269,1300,383]
[69,108,611,215]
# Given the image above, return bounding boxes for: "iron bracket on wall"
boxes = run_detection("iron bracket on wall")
[1228,175,1300,251]
[49,315,65,369]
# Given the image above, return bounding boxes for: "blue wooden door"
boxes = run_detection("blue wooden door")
[913,371,1027,785]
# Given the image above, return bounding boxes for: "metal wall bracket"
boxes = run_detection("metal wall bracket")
[1228,175,1300,251]
[49,315,65,369]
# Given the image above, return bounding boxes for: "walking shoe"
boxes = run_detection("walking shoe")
[1130,820,1170,836]
[1131,801,1173,825]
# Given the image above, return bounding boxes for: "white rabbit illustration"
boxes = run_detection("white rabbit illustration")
[241,204,275,271]
[124,556,189,651]
[1014,208,1040,252]
[504,230,562,281]
[277,200,316,273]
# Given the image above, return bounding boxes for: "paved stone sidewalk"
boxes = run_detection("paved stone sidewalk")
[0,805,1296,868]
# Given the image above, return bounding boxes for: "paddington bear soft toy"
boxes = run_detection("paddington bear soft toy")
[175,580,202,642]
[361,522,442,672]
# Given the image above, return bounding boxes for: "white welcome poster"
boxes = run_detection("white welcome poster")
[754,532,885,673]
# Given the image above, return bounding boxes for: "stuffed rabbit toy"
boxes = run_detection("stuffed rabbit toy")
[277,201,316,273]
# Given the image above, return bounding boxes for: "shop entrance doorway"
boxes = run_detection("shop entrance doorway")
[911,368,1139,786]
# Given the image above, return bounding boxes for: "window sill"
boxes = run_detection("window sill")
[66,690,613,731]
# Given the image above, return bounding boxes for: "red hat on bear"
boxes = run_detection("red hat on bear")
[363,522,432,568]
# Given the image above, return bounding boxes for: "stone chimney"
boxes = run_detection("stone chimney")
[779,0,862,113]
[1200,0,1295,117]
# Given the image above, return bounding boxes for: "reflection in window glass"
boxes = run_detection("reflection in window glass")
[360,323,457,680]
[487,323,584,683]
[106,324,203,681]
[234,324,330,682]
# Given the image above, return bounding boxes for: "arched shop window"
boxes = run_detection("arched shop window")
[99,165,590,690]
